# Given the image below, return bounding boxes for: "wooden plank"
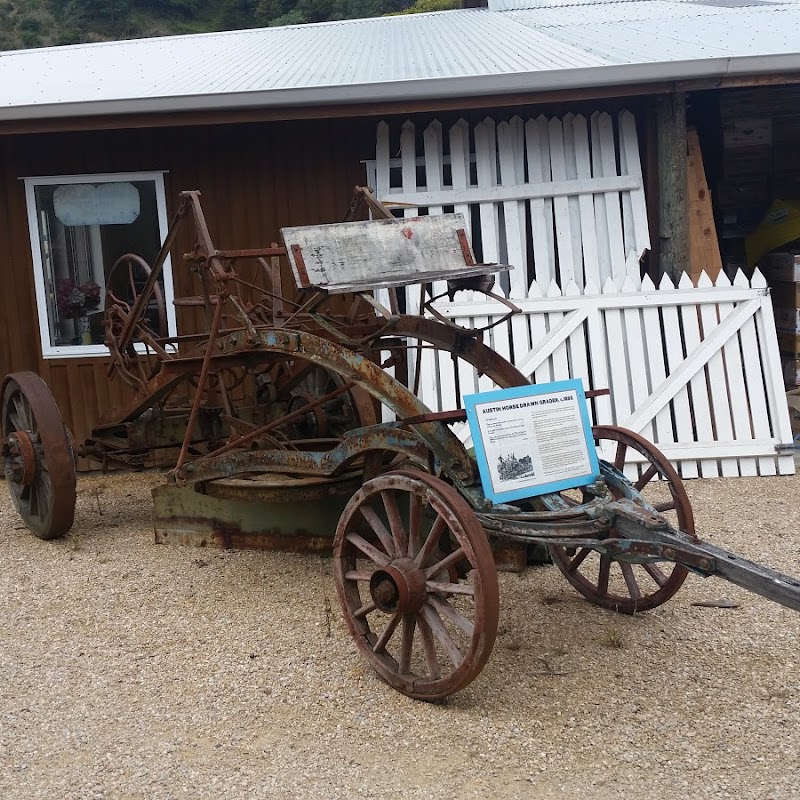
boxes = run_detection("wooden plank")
[511,116,529,297]
[736,277,775,476]
[597,112,626,284]
[621,274,653,446]
[474,118,500,267]
[525,280,553,385]
[619,121,637,267]
[381,174,643,210]
[449,119,472,240]
[590,113,613,287]
[714,270,757,477]
[562,113,584,288]
[639,275,675,456]
[282,213,499,292]
[374,122,391,204]
[681,289,718,480]
[423,121,446,306]
[508,116,532,363]
[584,279,613,424]
[497,118,528,299]
[686,129,723,284]
[573,115,599,289]
[422,119,448,408]
[603,277,631,429]
[400,120,422,391]
[614,440,786,461]
[525,117,555,287]
[435,282,766,316]
[619,110,651,257]
[563,281,593,420]
[549,117,576,286]
[751,268,796,475]
[696,272,738,476]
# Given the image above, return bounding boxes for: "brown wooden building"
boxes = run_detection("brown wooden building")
[2,1,800,450]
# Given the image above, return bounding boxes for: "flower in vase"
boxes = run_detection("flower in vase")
[56,278,101,318]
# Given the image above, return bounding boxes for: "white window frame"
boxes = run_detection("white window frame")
[23,171,177,360]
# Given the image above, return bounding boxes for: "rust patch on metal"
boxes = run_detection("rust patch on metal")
[290,243,310,286]
[456,228,476,265]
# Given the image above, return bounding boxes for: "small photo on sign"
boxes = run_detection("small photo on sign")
[464,379,599,504]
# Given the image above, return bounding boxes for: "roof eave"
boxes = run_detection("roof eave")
[2,53,800,123]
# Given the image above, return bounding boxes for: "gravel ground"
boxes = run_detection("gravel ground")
[1,468,799,800]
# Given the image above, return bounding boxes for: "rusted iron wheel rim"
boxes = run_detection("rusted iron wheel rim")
[334,469,499,701]
[106,253,168,336]
[1,372,76,540]
[550,425,695,614]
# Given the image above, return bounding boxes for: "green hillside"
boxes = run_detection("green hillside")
[0,0,459,52]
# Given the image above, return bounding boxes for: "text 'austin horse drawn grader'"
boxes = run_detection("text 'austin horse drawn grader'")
[3,188,800,701]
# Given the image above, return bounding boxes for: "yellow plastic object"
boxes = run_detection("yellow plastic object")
[745,199,800,267]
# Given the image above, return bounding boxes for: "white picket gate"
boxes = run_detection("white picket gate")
[417,269,795,479]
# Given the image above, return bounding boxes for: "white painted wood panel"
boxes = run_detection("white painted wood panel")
[369,110,649,294]
[422,270,794,478]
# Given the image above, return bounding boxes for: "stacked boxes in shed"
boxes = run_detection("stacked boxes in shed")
[717,88,800,268]
[716,92,773,272]
[716,88,800,388]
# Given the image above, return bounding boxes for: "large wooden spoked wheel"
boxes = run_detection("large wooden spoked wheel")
[334,469,499,701]
[106,253,168,337]
[549,425,696,614]
[1,372,76,539]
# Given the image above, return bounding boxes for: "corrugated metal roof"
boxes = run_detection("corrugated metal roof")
[1,1,799,122]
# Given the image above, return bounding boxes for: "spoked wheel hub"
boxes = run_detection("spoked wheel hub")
[369,558,427,615]
[5,430,37,486]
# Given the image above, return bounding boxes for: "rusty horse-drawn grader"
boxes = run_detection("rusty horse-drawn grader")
[3,189,800,700]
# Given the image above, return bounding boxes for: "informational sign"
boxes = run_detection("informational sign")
[464,379,599,503]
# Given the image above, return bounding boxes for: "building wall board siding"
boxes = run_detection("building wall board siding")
[0,118,375,460]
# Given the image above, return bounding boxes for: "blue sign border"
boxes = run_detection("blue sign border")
[464,379,599,504]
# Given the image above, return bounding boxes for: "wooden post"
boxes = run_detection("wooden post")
[656,92,689,283]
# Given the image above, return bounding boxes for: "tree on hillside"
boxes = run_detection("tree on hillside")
[0,0,429,52]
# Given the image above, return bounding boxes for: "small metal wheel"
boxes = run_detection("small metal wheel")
[549,425,696,614]
[1,372,76,539]
[257,360,376,440]
[334,469,499,700]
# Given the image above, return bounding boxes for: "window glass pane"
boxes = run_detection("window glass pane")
[33,179,166,349]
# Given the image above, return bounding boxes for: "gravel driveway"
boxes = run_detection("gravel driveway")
[1,469,799,800]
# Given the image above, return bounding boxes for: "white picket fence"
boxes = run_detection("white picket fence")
[365,110,649,293]
[367,112,795,478]
[417,269,795,479]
